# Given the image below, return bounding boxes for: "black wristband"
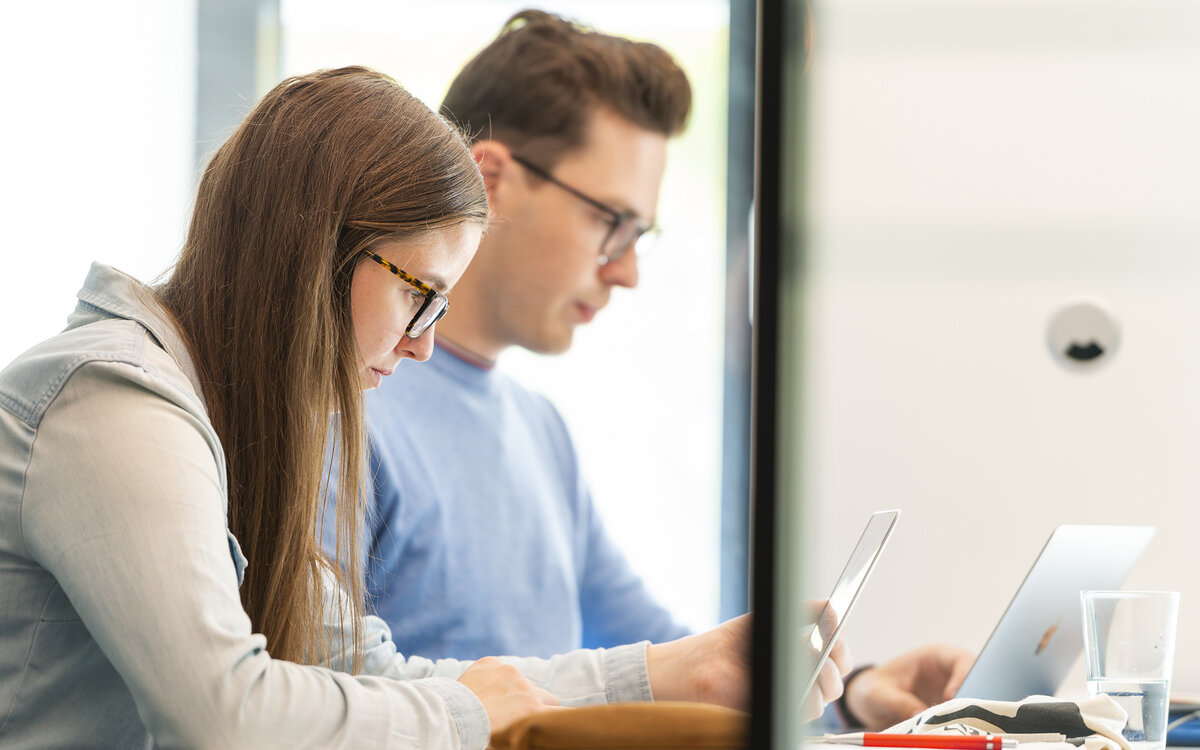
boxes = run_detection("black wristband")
[835,664,874,730]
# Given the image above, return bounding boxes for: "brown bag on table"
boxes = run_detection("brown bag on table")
[491,701,749,750]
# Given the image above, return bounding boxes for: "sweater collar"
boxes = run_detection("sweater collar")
[434,336,496,371]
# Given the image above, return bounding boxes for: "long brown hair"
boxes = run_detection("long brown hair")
[158,67,487,666]
[441,9,692,168]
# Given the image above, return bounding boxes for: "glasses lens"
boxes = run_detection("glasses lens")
[408,295,448,339]
[633,226,660,258]
[601,219,660,264]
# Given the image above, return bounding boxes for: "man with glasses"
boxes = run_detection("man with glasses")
[326,10,975,730]
[326,9,692,665]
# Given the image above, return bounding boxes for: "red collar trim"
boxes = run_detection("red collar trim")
[435,337,496,371]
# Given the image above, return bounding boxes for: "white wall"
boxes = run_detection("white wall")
[0,1,197,367]
[796,0,1200,691]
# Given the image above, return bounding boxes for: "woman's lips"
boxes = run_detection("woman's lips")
[367,366,393,388]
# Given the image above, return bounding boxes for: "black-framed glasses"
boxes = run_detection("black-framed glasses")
[510,154,660,266]
[359,248,448,338]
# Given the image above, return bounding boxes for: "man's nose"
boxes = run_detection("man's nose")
[598,247,639,289]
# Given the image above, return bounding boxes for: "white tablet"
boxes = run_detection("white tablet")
[798,509,901,705]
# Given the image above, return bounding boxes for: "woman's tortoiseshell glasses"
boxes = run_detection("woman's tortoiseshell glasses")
[360,248,448,339]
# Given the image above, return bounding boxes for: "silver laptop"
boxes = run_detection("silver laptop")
[954,524,1155,701]
[799,509,901,704]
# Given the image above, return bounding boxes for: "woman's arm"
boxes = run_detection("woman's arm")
[322,569,654,706]
[21,357,487,750]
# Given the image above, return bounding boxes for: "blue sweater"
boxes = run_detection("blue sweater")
[324,343,689,660]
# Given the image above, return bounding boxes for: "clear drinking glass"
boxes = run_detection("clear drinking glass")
[1081,591,1180,750]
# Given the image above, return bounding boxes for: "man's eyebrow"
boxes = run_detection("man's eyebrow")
[602,197,653,223]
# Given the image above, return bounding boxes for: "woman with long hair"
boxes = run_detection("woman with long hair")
[0,66,754,748]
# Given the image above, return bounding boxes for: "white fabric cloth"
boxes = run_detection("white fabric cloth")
[884,694,1132,750]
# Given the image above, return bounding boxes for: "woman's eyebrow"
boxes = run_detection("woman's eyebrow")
[424,274,450,293]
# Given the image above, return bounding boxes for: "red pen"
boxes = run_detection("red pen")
[818,733,1017,750]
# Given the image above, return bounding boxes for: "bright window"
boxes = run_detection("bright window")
[281,0,731,632]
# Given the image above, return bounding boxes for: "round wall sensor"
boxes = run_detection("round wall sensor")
[1047,300,1119,371]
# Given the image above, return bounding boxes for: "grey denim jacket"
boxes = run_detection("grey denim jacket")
[0,264,650,750]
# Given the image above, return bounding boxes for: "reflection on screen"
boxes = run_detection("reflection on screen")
[798,510,900,705]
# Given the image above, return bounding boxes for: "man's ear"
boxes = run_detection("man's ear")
[470,140,512,202]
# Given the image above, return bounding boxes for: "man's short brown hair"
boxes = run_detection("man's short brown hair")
[441,9,692,167]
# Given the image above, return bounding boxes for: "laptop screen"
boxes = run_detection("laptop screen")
[954,523,1154,701]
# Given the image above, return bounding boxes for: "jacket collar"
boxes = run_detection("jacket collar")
[71,262,208,410]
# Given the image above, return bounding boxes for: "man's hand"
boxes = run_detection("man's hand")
[646,613,751,711]
[644,604,853,724]
[842,644,975,730]
[798,600,853,722]
[457,657,562,736]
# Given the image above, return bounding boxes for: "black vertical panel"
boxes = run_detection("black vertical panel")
[750,0,786,746]
[720,0,757,622]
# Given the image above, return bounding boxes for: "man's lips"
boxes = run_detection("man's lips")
[575,302,601,323]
